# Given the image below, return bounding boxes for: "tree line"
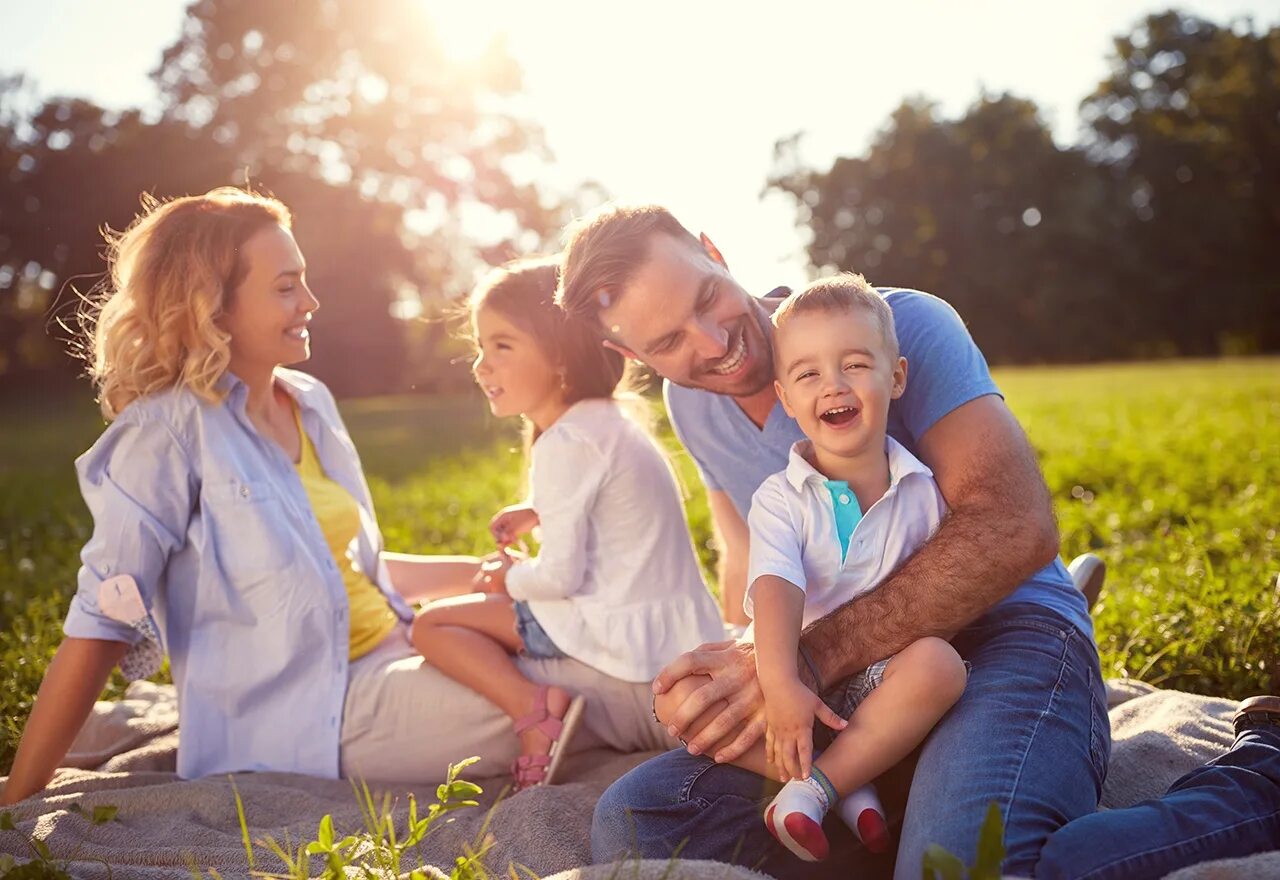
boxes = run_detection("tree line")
[1,5,1276,399]
[767,10,1279,364]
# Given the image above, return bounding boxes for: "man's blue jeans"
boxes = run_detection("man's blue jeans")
[592,603,1110,879]
[1035,726,1280,879]
[593,601,1280,877]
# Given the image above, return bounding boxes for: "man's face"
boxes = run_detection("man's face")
[599,234,775,397]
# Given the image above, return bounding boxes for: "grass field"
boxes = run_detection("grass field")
[1,358,1277,774]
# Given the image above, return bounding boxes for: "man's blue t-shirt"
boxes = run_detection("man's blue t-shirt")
[664,287,1091,636]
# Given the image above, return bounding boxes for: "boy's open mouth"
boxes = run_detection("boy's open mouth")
[820,406,859,426]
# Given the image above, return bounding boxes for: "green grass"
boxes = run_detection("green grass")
[1,359,1277,774]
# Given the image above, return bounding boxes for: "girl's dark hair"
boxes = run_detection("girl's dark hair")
[469,255,627,405]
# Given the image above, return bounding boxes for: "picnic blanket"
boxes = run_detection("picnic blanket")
[0,679,1274,879]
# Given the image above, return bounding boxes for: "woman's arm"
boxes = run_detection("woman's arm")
[382,552,483,603]
[1,637,128,805]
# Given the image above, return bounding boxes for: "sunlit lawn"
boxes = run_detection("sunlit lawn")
[2,358,1277,772]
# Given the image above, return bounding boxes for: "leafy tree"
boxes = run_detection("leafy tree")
[768,94,1127,363]
[1081,10,1280,355]
[1,0,563,395]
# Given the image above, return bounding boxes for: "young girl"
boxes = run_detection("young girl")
[410,257,723,791]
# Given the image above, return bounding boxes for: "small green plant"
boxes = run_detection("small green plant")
[921,802,1005,880]
[0,803,119,879]
[221,757,490,879]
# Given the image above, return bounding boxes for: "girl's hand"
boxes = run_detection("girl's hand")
[474,547,525,594]
[489,504,539,548]
[763,677,847,782]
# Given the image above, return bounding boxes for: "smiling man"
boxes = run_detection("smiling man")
[555,204,1280,880]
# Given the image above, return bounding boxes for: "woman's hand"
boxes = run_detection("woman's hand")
[763,677,846,781]
[489,504,539,548]
[473,547,525,594]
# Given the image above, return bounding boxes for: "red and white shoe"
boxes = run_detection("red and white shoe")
[838,784,891,854]
[765,785,831,862]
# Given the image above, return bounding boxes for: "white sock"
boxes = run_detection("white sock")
[837,783,891,854]
[775,775,832,818]
[765,771,836,862]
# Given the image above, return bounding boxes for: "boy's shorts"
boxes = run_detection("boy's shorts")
[512,600,568,661]
[814,656,892,750]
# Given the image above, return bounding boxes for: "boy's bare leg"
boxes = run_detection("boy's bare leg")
[814,637,967,796]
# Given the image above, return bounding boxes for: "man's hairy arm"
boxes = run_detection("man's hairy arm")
[800,394,1060,689]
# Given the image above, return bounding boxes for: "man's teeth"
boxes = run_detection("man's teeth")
[709,332,747,375]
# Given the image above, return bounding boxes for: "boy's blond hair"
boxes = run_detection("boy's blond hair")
[772,273,899,361]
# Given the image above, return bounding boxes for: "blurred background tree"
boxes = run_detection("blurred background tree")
[768,9,1279,364]
[1,0,569,396]
[1,6,1277,391]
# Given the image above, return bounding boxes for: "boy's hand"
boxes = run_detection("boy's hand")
[763,677,847,782]
[489,504,539,548]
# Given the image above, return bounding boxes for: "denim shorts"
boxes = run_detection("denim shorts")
[512,600,567,660]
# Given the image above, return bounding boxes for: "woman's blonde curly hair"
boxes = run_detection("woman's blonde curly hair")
[81,187,291,420]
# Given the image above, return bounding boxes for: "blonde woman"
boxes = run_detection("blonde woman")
[0,188,672,805]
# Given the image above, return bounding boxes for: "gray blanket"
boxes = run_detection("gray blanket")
[0,679,1273,879]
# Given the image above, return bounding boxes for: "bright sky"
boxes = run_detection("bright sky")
[6,0,1279,291]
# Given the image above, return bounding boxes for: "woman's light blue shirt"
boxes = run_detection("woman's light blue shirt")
[62,368,413,780]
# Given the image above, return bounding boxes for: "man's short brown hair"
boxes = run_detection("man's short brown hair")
[556,204,702,329]
[774,273,899,361]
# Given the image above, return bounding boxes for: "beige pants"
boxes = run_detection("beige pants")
[339,626,676,784]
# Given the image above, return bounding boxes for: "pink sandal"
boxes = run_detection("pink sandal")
[511,686,587,791]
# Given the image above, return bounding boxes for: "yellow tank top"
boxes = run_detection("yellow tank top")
[292,404,398,660]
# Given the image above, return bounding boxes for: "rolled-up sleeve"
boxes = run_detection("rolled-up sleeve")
[744,477,806,619]
[63,410,195,646]
[505,427,605,603]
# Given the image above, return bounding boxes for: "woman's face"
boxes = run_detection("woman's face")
[222,224,318,375]
[471,305,563,421]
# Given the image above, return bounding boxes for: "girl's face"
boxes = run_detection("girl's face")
[471,305,565,424]
[222,224,318,376]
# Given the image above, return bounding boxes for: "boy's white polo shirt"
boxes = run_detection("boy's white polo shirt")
[745,436,947,628]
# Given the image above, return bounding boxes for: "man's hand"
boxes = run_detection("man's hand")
[763,677,846,781]
[489,504,539,548]
[652,640,768,762]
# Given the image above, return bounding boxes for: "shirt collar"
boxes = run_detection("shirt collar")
[784,435,933,492]
[217,367,323,412]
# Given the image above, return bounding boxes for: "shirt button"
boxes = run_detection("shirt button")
[240,485,251,498]
[839,494,850,505]
[102,563,111,574]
